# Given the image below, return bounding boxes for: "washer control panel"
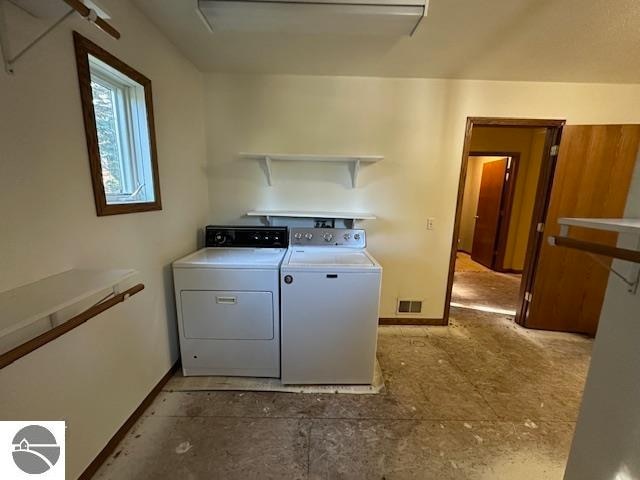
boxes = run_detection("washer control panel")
[289,228,366,248]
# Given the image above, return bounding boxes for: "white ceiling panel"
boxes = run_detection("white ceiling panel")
[132,0,640,83]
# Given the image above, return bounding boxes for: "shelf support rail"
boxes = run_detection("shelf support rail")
[549,224,640,294]
[0,0,120,74]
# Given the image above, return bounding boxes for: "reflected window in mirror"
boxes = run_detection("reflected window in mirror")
[73,32,161,216]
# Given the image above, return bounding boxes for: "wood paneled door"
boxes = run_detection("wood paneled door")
[471,158,508,268]
[524,125,640,336]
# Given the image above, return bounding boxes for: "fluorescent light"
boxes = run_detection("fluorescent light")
[198,0,427,36]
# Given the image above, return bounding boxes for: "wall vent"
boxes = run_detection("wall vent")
[397,299,423,314]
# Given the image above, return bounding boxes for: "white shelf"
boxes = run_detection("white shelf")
[240,153,383,188]
[0,269,137,338]
[247,210,376,225]
[558,218,640,235]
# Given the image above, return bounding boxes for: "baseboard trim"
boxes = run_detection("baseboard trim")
[379,317,446,326]
[79,362,178,479]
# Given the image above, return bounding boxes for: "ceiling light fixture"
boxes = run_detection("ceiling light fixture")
[197,0,428,36]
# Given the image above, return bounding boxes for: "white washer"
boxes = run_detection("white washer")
[173,226,287,377]
[280,228,382,384]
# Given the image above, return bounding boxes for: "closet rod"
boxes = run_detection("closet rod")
[0,283,143,369]
[549,236,640,264]
[61,0,120,39]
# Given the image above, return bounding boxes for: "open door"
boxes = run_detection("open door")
[524,125,640,336]
[471,158,508,268]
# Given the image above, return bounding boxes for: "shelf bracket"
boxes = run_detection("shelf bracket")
[351,159,361,188]
[549,227,640,294]
[0,0,76,74]
[0,0,120,74]
[264,156,273,187]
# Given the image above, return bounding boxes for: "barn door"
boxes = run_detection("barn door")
[524,125,640,336]
[471,158,508,269]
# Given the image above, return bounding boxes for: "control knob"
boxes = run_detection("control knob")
[323,233,335,242]
[304,233,313,240]
[214,232,226,244]
[343,233,351,240]
[294,232,303,240]
[353,233,361,241]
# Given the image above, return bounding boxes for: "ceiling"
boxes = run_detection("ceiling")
[132,0,640,83]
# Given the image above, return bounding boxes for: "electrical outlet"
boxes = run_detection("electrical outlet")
[426,218,435,230]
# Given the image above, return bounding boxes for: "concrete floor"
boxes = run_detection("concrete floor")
[95,307,592,480]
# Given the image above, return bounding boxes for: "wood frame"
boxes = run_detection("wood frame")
[73,31,162,216]
[379,317,444,326]
[444,117,566,326]
[467,151,521,272]
[63,1,120,39]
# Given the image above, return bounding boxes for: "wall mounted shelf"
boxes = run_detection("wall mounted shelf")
[240,153,383,188]
[0,268,137,339]
[555,217,640,235]
[247,209,376,226]
[549,217,640,293]
[0,268,143,369]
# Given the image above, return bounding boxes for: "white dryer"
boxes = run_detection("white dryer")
[280,228,382,385]
[173,226,287,377]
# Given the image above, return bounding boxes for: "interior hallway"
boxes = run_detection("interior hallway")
[453,252,522,314]
[95,307,592,479]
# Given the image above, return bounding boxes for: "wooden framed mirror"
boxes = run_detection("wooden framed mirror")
[73,32,162,216]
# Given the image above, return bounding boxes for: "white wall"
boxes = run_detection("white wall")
[0,0,207,477]
[204,74,640,319]
[564,158,640,480]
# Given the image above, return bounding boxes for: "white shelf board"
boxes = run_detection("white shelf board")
[240,153,383,188]
[240,153,383,163]
[0,268,137,338]
[247,210,376,221]
[558,218,640,235]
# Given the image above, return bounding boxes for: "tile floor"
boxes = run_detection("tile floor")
[95,308,592,480]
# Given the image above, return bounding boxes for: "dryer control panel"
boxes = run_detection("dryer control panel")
[289,228,366,248]
[205,226,288,248]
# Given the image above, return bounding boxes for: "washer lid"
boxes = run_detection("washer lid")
[173,248,287,269]
[288,250,374,266]
[283,248,381,272]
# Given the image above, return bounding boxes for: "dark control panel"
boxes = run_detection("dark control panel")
[205,226,288,248]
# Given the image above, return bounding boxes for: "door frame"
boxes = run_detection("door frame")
[444,117,566,326]
[467,151,521,272]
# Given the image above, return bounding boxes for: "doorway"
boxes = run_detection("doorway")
[459,153,520,272]
[445,118,640,336]
[445,117,565,324]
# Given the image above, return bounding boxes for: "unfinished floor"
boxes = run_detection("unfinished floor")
[94,307,592,480]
